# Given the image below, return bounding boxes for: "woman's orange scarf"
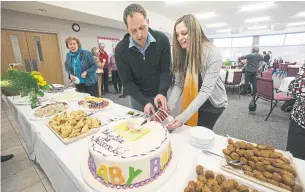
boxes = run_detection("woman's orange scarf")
[181,64,199,127]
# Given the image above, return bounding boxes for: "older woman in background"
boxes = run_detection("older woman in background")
[64,36,98,96]
[91,47,104,97]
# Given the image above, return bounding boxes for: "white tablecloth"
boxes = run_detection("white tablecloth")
[219,69,227,82]
[279,77,295,92]
[5,94,305,192]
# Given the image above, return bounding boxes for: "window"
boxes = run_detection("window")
[213,38,232,47]
[10,35,22,64]
[33,36,44,64]
[259,34,285,46]
[231,37,253,47]
[284,33,305,45]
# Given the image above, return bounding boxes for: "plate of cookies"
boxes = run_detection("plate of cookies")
[184,164,260,192]
[220,138,304,192]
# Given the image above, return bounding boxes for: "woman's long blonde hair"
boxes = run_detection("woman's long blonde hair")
[172,14,213,80]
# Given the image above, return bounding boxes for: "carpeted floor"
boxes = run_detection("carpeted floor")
[104,76,290,150]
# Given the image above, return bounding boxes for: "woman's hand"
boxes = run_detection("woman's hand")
[166,117,183,130]
[81,71,87,78]
[154,94,168,111]
[70,74,76,81]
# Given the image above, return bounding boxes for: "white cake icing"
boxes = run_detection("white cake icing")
[88,119,172,188]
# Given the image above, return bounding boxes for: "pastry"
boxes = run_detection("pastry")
[216,174,226,185]
[205,170,215,179]
[196,165,204,175]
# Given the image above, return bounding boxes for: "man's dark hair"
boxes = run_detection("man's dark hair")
[263,51,266,54]
[123,4,147,26]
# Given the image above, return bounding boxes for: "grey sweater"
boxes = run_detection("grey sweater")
[168,47,228,123]
[244,53,264,73]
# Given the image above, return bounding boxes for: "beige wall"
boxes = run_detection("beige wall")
[1,9,126,85]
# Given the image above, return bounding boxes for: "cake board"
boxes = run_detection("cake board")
[80,144,179,192]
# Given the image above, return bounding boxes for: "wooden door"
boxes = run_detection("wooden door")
[26,32,64,84]
[1,29,31,75]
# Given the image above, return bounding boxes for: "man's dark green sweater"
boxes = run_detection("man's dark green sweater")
[115,28,172,107]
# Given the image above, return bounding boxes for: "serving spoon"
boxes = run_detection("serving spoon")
[202,149,243,168]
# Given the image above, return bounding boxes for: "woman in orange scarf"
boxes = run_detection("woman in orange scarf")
[165,14,228,130]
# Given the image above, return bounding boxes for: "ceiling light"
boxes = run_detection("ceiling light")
[240,2,275,12]
[207,22,226,28]
[195,12,217,19]
[216,29,232,33]
[245,16,270,23]
[248,25,268,30]
[293,11,305,17]
[286,21,305,27]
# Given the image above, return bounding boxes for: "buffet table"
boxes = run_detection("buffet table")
[4,93,305,192]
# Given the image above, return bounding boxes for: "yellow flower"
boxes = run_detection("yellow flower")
[31,71,42,76]
[39,80,47,87]
[33,75,44,83]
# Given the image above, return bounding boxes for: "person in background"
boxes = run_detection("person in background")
[166,14,228,130]
[65,36,98,97]
[268,50,273,67]
[99,43,109,93]
[240,45,264,95]
[91,47,104,97]
[286,64,305,160]
[263,51,270,65]
[115,4,172,114]
[109,48,122,94]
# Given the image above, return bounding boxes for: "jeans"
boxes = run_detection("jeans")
[286,120,305,160]
[243,71,257,93]
[103,68,109,93]
[75,83,98,97]
[112,71,122,91]
[130,97,157,112]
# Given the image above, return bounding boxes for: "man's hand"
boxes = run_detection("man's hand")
[81,71,87,78]
[166,117,183,130]
[144,103,156,115]
[70,74,76,81]
[154,94,168,111]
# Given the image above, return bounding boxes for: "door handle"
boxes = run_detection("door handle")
[32,59,38,71]
[24,59,31,72]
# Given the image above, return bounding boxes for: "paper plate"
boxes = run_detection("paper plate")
[189,126,215,140]
[73,77,80,84]
[189,139,214,149]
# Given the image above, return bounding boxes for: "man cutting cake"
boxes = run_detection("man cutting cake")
[115,4,172,115]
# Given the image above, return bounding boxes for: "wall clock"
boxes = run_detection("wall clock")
[72,23,80,32]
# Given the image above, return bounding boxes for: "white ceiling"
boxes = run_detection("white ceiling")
[2,1,305,37]
[134,1,305,35]
[1,1,126,30]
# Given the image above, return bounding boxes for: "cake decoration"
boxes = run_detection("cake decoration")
[161,151,169,170]
[96,164,108,183]
[126,166,143,186]
[109,166,125,185]
[150,157,161,177]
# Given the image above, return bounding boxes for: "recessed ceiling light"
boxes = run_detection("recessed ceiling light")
[286,21,305,27]
[216,29,232,33]
[248,25,268,30]
[195,12,218,20]
[240,2,275,12]
[293,11,305,17]
[207,22,226,28]
[245,16,271,23]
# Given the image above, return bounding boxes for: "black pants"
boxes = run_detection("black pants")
[75,83,98,97]
[103,68,109,93]
[243,71,257,94]
[197,100,225,130]
[286,120,305,160]
[112,71,122,92]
